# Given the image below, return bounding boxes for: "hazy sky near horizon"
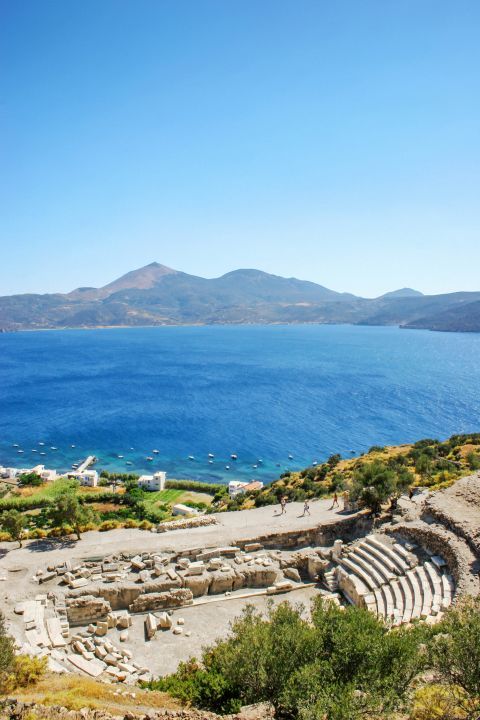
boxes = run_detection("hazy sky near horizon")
[1,1,479,298]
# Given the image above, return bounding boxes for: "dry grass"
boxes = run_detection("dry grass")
[14,672,181,713]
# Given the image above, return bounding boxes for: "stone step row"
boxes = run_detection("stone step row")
[337,534,454,624]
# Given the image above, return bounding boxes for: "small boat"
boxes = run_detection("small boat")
[231,453,238,460]
[188,455,195,461]
[130,447,134,450]
[208,453,214,458]
[288,454,294,460]
[12,443,19,448]
[51,447,57,451]
[312,460,318,466]
[146,456,153,461]
[71,464,78,469]
[18,449,24,453]
[31,449,37,453]
[258,459,263,464]
[118,455,124,459]
[208,460,214,464]
[71,444,76,448]
[350,449,355,454]
[126,461,132,465]
[225,465,230,470]
[252,464,258,469]
[276,463,281,467]
[40,452,46,456]
[38,442,44,446]
[153,449,159,454]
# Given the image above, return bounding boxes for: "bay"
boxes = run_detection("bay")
[0,324,479,484]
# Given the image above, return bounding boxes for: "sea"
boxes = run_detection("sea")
[1,324,479,485]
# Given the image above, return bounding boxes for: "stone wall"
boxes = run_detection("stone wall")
[128,588,193,613]
[233,511,373,551]
[66,594,112,625]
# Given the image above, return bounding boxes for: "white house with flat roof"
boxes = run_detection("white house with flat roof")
[228,479,264,498]
[138,471,166,492]
[67,469,99,487]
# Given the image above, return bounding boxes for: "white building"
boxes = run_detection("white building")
[31,465,57,482]
[138,471,166,492]
[67,469,99,487]
[172,503,199,516]
[228,480,264,498]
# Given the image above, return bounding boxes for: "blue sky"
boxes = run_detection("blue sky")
[1,1,479,297]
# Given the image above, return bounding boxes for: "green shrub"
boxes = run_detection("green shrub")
[147,598,424,718]
[98,520,121,531]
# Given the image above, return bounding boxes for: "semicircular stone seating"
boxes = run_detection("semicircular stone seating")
[335,534,454,625]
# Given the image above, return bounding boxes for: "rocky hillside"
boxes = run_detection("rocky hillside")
[222,432,480,511]
[1,262,480,332]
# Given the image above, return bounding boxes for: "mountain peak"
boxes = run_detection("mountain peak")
[379,288,424,300]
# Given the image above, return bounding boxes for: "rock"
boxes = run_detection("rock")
[183,573,212,597]
[307,554,329,581]
[145,613,157,639]
[119,630,129,642]
[284,567,301,582]
[185,561,205,576]
[95,621,109,636]
[244,543,263,552]
[177,617,185,625]
[173,626,183,635]
[238,565,278,588]
[156,612,173,629]
[209,568,236,594]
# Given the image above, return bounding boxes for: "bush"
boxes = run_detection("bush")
[27,528,47,539]
[123,518,140,528]
[139,519,153,530]
[98,520,121,531]
[147,598,424,718]
[3,655,47,691]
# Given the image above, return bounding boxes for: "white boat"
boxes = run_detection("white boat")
[118,455,124,459]
[12,443,19,448]
[146,456,153,461]
[153,449,159,454]
[288,454,293,460]
[38,442,44,446]
[231,453,238,460]
[51,447,57,451]
[208,453,214,458]
[258,459,263,464]
[40,452,46,456]
[17,449,24,453]
[126,461,132,465]
[71,444,76,448]
[188,455,195,461]
[208,460,214,464]
[312,461,318,466]
[252,464,258,469]
[31,449,37,453]
[225,465,230,470]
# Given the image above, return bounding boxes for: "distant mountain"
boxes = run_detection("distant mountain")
[0,263,479,333]
[378,288,424,299]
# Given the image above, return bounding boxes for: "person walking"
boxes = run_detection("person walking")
[302,499,310,516]
[331,492,339,510]
[280,496,287,514]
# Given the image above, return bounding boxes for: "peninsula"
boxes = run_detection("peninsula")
[1,263,480,333]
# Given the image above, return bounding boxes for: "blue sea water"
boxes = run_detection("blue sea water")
[0,324,479,485]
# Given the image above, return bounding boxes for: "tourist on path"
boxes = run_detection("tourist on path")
[330,492,339,510]
[302,500,310,516]
[280,496,287,514]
